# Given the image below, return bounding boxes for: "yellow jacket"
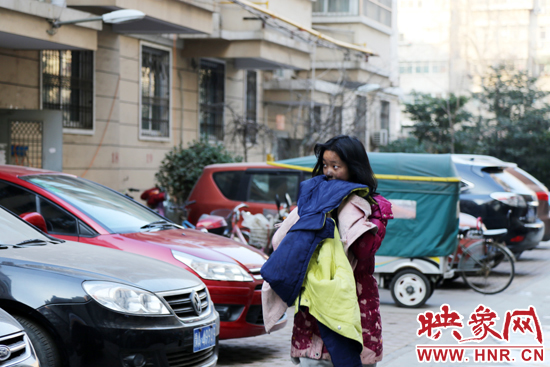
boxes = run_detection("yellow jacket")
[295,221,363,348]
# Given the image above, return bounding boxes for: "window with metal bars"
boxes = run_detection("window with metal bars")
[354,95,367,144]
[199,60,225,141]
[245,71,258,143]
[42,50,93,130]
[380,100,390,130]
[141,45,171,139]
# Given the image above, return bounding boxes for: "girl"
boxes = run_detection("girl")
[261,135,393,367]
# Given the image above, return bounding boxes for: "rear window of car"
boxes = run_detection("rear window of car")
[489,170,533,195]
[213,171,246,201]
[247,172,300,204]
[455,163,534,196]
[454,164,503,194]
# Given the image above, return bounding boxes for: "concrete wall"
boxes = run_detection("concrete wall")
[61,31,200,193]
[220,0,312,32]
[0,49,40,110]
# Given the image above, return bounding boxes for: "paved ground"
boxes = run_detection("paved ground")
[217,241,550,367]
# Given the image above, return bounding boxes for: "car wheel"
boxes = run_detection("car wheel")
[14,316,61,367]
[390,269,432,308]
[512,251,523,260]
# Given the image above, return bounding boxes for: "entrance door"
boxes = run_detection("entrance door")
[0,109,63,171]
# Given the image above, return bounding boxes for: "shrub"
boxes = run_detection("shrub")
[155,139,242,204]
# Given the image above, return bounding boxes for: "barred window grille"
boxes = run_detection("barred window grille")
[10,121,43,168]
[42,50,93,130]
[199,60,225,141]
[141,46,171,138]
[380,100,390,130]
[354,95,367,144]
[245,71,258,143]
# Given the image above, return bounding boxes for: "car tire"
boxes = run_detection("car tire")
[389,269,432,308]
[14,316,61,367]
[512,251,523,260]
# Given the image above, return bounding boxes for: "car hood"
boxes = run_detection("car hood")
[0,241,203,293]
[120,229,268,270]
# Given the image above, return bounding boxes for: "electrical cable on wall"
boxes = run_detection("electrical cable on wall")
[82,75,121,178]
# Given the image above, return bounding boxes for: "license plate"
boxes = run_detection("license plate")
[193,324,216,353]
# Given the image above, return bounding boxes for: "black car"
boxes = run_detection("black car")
[0,307,39,367]
[453,155,544,257]
[0,207,219,367]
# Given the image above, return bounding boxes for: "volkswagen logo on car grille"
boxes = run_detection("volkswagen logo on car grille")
[0,345,11,361]
[190,290,203,316]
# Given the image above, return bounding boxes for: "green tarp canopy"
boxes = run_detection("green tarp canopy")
[277,153,460,257]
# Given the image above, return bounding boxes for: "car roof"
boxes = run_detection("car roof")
[204,162,273,170]
[451,154,517,168]
[0,164,72,178]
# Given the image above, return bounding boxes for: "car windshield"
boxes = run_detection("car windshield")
[22,175,162,234]
[0,208,50,245]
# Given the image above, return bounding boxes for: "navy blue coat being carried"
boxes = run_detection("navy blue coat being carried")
[260,175,369,307]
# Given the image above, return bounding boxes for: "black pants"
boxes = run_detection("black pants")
[317,320,362,367]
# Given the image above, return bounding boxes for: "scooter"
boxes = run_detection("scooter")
[195,203,251,244]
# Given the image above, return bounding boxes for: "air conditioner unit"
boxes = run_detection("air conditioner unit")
[372,129,388,146]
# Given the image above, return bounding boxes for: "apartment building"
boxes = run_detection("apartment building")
[398,0,549,108]
[0,0,398,193]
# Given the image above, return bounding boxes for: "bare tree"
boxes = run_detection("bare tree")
[224,103,272,162]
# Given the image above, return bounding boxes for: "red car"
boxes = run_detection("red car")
[0,165,286,340]
[187,163,307,225]
[506,166,550,241]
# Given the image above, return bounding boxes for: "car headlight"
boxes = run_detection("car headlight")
[82,281,170,315]
[171,250,253,282]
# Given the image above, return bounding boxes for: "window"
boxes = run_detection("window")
[364,0,392,27]
[0,181,78,236]
[309,105,322,133]
[313,0,357,14]
[0,181,37,215]
[38,198,78,235]
[354,95,367,144]
[23,175,162,234]
[277,138,302,160]
[42,50,93,130]
[213,171,246,201]
[415,61,429,73]
[380,101,390,130]
[399,62,412,74]
[248,172,301,204]
[199,60,225,141]
[331,106,343,135]
[245,71,258,143]
[141,45,171,139]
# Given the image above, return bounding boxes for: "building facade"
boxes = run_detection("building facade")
[398,0,549,126]
[0,0,399,194]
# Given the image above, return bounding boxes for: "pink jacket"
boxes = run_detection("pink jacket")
[262,194,393,364]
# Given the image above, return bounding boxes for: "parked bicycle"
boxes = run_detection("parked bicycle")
[449,219,515,295]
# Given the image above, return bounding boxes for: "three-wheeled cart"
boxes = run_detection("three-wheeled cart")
[273,153,461,308]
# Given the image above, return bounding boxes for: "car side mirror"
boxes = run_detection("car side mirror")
[20,212,48,233]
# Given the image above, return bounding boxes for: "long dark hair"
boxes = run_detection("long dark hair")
[312,135,378,192]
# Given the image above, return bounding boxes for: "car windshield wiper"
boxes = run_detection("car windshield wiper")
[13,238,50,247]
[140,220,182,230]
[0,239,49,249]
